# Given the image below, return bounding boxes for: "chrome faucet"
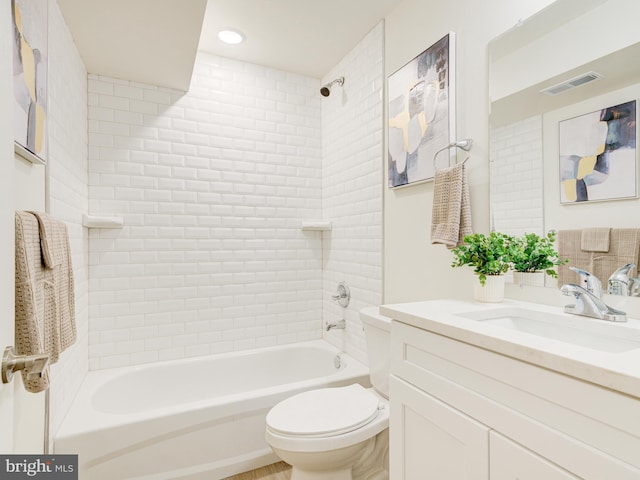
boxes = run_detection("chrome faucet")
[325,319,346,331]
[608,263,636,296]
[569,266,603,298]
[560,284,627,322]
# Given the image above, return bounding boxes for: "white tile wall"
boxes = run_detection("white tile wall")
[321,22,384,363]
[87,53,324,368]
[46,3,89,438]
[490,115,544,236]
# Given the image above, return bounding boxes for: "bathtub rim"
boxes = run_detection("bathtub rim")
[54,339,369,440]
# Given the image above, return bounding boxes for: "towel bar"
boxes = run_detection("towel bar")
[433,138,473,170]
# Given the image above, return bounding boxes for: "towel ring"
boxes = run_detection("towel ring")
[433,138,473,171]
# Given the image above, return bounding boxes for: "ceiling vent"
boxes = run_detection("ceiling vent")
[540,71,603,96]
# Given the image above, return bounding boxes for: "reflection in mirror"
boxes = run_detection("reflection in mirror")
[488,0,640,292]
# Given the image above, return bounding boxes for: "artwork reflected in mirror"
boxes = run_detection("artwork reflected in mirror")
[559,100,637,204]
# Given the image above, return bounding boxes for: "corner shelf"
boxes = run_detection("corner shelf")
[82,215,124,229]
[300,220,332,231]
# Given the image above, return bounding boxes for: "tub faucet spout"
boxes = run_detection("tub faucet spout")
[325,319,346,331]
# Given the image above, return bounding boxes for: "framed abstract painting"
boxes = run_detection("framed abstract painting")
[387,33,456,187]
[559,100,636,204]
[12,0,48,164]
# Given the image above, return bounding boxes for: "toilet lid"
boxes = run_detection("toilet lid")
[266,384,380,438]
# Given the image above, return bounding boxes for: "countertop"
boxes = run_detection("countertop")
[381,298,640,399]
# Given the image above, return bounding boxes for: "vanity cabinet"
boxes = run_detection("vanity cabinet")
[389,319,640,480]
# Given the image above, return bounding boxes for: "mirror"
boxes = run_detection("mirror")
[488,0,640,293]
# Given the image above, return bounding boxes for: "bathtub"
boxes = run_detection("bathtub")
[54,340,369,480]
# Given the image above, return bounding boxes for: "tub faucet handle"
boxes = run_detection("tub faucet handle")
[331,282,350,308]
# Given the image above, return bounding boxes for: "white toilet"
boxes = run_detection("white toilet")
[265,306,391,480]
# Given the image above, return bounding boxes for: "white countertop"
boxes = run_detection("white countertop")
[381,298,640,399]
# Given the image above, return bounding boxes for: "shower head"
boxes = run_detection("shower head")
[320,76,345,97]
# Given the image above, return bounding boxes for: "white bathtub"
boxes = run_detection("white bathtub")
[54,340,370,480]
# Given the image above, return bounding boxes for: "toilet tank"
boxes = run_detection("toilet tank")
[360,306,392,399]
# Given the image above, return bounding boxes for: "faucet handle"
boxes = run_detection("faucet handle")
[569,266,603,298]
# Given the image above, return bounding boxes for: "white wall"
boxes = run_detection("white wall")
[321,22,384,363]
[87,54,324,369]
[383,0,555,303]
[46,1,89,441]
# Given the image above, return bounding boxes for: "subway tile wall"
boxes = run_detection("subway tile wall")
[47,3,89,439]
[489,115,544,236]
[321,23,384,363]
[87,53,324,369]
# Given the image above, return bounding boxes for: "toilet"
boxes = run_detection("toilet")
[265,306,391,480]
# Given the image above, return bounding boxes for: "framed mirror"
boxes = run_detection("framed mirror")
[488,0,640,291]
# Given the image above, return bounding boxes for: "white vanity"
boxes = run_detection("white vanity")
[381,299,640,479]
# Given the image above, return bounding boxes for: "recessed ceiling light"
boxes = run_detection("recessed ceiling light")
[218,29,245,45]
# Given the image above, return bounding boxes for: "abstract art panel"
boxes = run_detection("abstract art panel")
[388,34,455,187]
[12,0,48,163]
[559,100,636,203]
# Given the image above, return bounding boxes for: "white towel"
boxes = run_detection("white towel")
[431,163,473,248]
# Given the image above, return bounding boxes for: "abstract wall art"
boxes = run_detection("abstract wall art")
[559,100,636,204]
[387,33,455,187]
[12,0,48,163]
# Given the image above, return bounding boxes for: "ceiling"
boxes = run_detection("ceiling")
[57,0,405,91]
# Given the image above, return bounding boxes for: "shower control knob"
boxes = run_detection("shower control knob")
[331,282,350,308]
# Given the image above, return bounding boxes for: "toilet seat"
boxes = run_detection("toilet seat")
[266,384,380,438]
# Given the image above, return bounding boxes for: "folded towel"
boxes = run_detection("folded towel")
[592,229,640,282]
[431,163,473,248]
[581,228,611,252]
[557,229,589,287]
[15,211,76,393]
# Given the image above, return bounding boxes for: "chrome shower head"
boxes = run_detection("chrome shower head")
[320,76,344,97]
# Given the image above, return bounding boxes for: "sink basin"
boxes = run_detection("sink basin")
[457,307,640,353]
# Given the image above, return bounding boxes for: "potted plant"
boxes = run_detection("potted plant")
[451,232,513,302]
[510,232,565,287]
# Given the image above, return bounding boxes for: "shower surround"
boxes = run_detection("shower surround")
[87,22,383,370]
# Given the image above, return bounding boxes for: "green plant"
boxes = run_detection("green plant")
[509,231,566,277]
[451,232,512,285]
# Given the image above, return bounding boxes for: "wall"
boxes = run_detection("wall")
[46,2,89,441]
[87,54,323,369]
[321,22,384,363]
[383,0,556,303]
[0,0,16,453]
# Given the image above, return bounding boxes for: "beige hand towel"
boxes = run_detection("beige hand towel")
[592,228,640,281]
[557,229,589,287]
[431,163,473,248]
[558,228,640,288]
[15,212,50,392]
[581,228,611,252]
[28,211,76,357]
[15,211,76,393]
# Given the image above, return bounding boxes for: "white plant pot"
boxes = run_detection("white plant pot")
[513,271,546,287]
[473,275,505,303]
